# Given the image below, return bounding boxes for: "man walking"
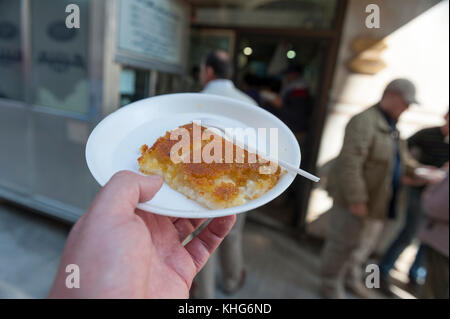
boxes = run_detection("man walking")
[321,79,420,299]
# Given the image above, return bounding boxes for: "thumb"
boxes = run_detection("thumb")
[89,170,163,218]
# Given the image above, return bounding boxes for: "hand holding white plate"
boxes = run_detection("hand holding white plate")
[86,93,302,218]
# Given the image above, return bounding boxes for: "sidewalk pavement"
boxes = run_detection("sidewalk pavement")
[0,203,70,298]
[0,202,407,299]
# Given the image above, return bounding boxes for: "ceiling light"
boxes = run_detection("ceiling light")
[287,50,296,59]
[243,47,253,56]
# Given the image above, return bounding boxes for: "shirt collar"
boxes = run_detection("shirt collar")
[377,103,398,128]
[204,79,234,90]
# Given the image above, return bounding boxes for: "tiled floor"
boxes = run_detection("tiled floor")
[0,202,414,299]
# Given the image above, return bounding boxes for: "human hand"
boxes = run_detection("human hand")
[348,203,368,218]
[48,171,236,299]
[402,175,427,187]
[271,96,283,109]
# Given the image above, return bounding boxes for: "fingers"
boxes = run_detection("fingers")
[184,215,236,273]
[173,218,207,242]
[88,170,163,218]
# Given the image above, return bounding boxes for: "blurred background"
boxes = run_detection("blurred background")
[0,0,448,299]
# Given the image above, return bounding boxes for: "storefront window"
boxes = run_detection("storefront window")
[193,0,338,30]
[30,0,90,115]
[119,67,150,107]
[0,0,23,101]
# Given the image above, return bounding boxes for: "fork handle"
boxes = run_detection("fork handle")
[277,158,320,182]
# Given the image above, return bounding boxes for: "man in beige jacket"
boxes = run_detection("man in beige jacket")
[321,79,419,299]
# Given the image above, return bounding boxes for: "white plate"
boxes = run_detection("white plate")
[86,93,300,218]
[415,167,447,181]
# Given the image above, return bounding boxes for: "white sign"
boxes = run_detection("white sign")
[117,0,188,73]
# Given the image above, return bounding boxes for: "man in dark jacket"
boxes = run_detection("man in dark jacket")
[379,111,449,292]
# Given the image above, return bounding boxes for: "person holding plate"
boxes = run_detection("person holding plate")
[378,110,449,294]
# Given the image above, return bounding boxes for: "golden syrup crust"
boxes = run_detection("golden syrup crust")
[138,123,281,204]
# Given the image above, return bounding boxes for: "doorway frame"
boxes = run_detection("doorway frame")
[191,0,348,232]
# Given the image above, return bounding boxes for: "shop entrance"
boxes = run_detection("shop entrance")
[189,0,348,231]
[234,34,328,228]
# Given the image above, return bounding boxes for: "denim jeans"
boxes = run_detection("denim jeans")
[379,187,427,281]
